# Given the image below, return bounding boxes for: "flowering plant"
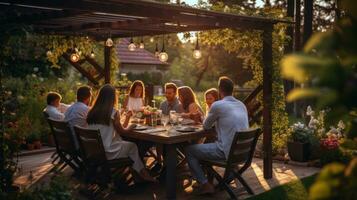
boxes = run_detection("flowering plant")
[289,122,314,143]
[321,135,339,150]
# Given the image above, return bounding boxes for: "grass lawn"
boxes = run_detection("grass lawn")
[246,174,317,200]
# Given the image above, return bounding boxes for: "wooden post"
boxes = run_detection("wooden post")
[262,25,273,179]
[294,0,301,51]
[284,0,295,115]
[104,42,111,84]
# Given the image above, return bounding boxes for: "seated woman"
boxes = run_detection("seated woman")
[178,86,204,123]
[123,80,145,112]
[86,84,155,182]
[204,88,219,116]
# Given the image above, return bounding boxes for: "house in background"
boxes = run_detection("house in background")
[116,38,169,74]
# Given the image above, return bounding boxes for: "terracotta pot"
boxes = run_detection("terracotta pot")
[27,143,35,150]
[34,141,42,149]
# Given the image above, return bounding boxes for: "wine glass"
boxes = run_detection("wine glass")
[161,114,169,128]
[169,111,177,127]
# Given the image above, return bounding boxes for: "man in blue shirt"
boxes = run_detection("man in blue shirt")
[159,82,183,115]
[64,86,92,148]
[185,76,249,194]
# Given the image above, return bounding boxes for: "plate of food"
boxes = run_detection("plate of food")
[175,126,197,132]
[133,125,148,131]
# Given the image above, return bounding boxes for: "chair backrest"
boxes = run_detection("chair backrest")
[226,128,262,167]
[243,85,263,126]
[73,126,107,166]
[47,118,77,153]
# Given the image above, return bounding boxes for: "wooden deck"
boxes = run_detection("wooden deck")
[14,152,320,199]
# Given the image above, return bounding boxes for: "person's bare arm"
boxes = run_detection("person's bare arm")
[123,96,129,110]
[113,111,135,135]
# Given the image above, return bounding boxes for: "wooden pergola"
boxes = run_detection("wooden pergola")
[1,0,290,185]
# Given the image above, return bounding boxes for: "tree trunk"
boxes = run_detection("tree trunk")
[195,48,211,88]
[284,0,296,115]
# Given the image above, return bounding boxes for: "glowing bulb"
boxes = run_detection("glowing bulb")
[158,52,168,62]
[90,51,95,58]
[106,37,114,47]
[128,43,136,51]
[70,53,80,62]
[150,37,154,43]
[139,42,145,49]
[46,50,52,57]
[193,49,202,59]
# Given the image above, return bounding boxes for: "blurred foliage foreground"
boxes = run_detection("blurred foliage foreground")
[280,0,357,199]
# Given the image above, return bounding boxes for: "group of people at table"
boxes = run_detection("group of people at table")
[44,76,249,195]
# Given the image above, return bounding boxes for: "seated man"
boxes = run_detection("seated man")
[44,92,67,120]
[64,86,92,148]
[160,82,183,115]
[64,86,92,128]
[185,76,249,194]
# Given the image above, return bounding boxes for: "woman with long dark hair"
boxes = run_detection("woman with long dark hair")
[123,80,145,112]
[178,86,204,123]
[86,84,155,182]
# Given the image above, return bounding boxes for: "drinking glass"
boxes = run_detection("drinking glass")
[161,114,169,128]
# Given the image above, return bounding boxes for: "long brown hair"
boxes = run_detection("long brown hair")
[204,88,219,110]
[128,80,145,99]
[87,84,118,126]
[178,86,197,111]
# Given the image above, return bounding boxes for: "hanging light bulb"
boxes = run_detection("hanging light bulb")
[70,52,80,62]
[105,31,113,47]
[90,50,95,58]
[158,35,168,62]
[150,37,155,43]
[139,37,145,49]
[106,37,113,47]
[192,36,202,59]
[154,42,159,57]
[128,37,136,51]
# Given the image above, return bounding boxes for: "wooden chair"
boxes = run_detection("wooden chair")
[73,126,133,187]
[46,118,82,173]
[200,128,262,199]
[42,110,60,164]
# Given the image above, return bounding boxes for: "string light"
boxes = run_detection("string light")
[139,37,145,49]
[105,31,113,47]
[158,35,168,62]
[192,34,202,59]
[128,37,136,51]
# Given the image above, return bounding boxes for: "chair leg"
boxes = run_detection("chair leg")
[206,166,237,200]
[235,172,254,195]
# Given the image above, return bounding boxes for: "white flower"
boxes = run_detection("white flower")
[33,67,39,72]
[308,117,319,129]
[338,120,345,130]
[39,77,44,82]
[306,106,313,116]
[31,74,37,78]
[58,78,63,81]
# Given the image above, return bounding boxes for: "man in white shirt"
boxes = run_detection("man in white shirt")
[44,92,66,120]
[185,76,249,194]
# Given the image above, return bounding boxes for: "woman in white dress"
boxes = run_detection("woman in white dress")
[123,80,145,112]
[86,84,155,182]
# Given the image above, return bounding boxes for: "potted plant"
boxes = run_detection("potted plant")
[26,132,41,150]
[32,132,42,149]
[287,122,313,162]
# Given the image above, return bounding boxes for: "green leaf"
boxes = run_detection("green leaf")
[304,31,336,53]
[286,88,321,102]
